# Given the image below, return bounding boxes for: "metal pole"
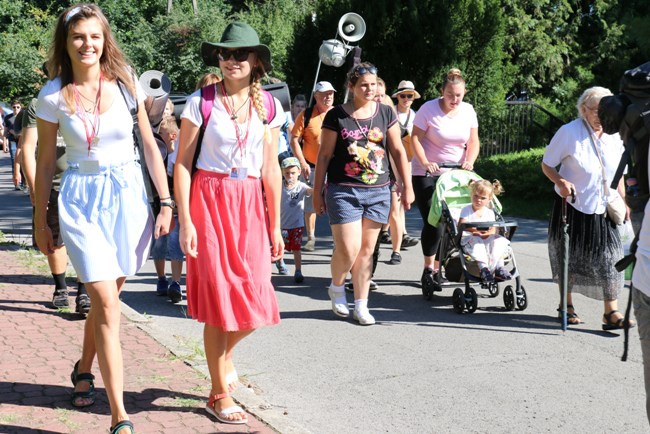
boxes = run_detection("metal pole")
[560,198,569,331]
[309,59,323,107]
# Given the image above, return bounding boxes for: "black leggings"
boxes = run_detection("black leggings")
[412,175,443,257]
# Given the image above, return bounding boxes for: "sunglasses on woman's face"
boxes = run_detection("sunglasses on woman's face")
[354,66,378,77]
[217,48,253,62]
[399,94,414,100]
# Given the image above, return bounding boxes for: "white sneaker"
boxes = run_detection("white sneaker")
[303,238,316,252]
[353,308,376,325]
[328,287,349,318]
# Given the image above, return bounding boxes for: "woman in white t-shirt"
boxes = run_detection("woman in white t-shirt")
[174,22,283,425]
[410,68,480,295]
[34,5,172,434]
[542,86,633,330]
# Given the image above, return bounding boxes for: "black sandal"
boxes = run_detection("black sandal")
[557,304,583,325]
[70,360,95,408]
[75,294,91,315]
[110,420,134,434]
[602,310,636,331]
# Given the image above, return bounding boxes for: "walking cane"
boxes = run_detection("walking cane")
[560,190,576,331]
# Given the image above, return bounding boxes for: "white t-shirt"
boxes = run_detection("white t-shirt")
[411,98,478,177]
[36,77,145,166]
[181,87,284,178]
[543,118,624,214]
[459,205,495,237]
[397,108,416,135]
[281,181,310,229]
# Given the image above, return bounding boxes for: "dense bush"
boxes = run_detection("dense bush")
[474,147,555,218]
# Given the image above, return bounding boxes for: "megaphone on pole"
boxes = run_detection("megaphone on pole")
[337,13,366,43]
[310,13,366,105]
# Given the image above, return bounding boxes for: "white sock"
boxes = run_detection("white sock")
[308,233,315,240]
[330,283,346,302]
[355,299,368,311]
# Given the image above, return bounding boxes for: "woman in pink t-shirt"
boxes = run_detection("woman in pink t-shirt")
[410,68,480,294]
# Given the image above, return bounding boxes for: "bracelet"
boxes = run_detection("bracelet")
[159,196,171,201]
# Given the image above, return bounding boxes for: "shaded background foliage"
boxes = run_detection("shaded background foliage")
[1,0,649,144]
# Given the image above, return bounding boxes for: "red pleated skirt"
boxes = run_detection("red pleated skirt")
[186,170,280,331]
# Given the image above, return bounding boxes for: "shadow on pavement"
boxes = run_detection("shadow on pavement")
[0,382,207,416]
[0,427,60,434]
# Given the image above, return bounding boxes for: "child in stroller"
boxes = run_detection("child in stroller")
[424,167,527,313]
[458,179,512,282]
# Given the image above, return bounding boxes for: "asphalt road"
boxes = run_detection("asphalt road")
[1,152,646,433]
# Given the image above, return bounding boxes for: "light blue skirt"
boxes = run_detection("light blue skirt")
[58,160,153,283]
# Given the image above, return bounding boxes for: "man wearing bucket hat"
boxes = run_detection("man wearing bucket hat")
[175,21,284,426]
[290,80,336,252]
[277,156,313,282]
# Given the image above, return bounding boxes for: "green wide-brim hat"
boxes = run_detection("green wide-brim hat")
[201,21,273,73]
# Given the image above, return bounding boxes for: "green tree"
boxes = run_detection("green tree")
[0,0,53,102]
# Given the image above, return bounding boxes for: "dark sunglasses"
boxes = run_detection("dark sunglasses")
[398,94,414,99]
[12,105,21,109]
[217,48,253,62]
[354,66,378,77]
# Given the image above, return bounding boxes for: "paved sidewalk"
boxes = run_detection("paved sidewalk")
[0,244,276,434]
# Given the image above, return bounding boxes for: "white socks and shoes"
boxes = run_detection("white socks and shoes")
[353,299,375,325]
[328,284,349,317]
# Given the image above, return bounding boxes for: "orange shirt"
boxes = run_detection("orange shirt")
[291,107,327,166]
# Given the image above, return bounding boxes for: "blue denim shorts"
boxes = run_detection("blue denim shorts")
[166,216,184,261]
[326,183,390,225]
[150,216,184,261]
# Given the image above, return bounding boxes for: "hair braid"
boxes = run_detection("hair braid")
[250,78,271,143]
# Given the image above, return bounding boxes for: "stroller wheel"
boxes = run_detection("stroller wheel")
[466,287,478,313]
[515,285,528,310]
[503,285,515,311]
[487,282,499,298]
[452,288,465,313]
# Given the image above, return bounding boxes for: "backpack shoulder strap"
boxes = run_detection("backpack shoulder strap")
[200,83,216,129]
[117,79,155,202]
[303,106,314,130]
[261,90,276,124]
[117,80,138,118]
[192,84,217,175]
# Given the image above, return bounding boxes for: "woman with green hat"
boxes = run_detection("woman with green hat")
[174,21,284,425]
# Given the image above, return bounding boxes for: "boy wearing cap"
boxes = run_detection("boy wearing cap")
[290,81,336,251]
[278,156,313,282]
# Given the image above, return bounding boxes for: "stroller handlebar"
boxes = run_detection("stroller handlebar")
[459,221,518,231]
[425,162,463,177]
[439,162,463,169]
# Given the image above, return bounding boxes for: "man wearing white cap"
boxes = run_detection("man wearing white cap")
[290,81,336,251]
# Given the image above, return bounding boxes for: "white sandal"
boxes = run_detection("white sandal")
[206,392,248,425]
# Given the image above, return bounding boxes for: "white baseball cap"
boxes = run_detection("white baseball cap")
[314,81,336,93]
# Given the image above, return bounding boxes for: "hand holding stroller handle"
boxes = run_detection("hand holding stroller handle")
[425,162,462,177]
[570,188,576,203]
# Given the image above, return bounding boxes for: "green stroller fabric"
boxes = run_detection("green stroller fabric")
[427,169,502,227]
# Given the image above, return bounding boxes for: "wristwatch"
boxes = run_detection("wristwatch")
[160,199,176,209]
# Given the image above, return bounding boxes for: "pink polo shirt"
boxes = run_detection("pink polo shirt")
[411,98,478,176]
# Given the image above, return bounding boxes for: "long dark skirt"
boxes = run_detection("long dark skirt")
[547,194,623,301]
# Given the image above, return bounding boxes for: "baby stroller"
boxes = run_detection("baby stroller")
[422,165,527,314]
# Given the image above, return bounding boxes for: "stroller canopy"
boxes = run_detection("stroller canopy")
[427,169,503,227]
